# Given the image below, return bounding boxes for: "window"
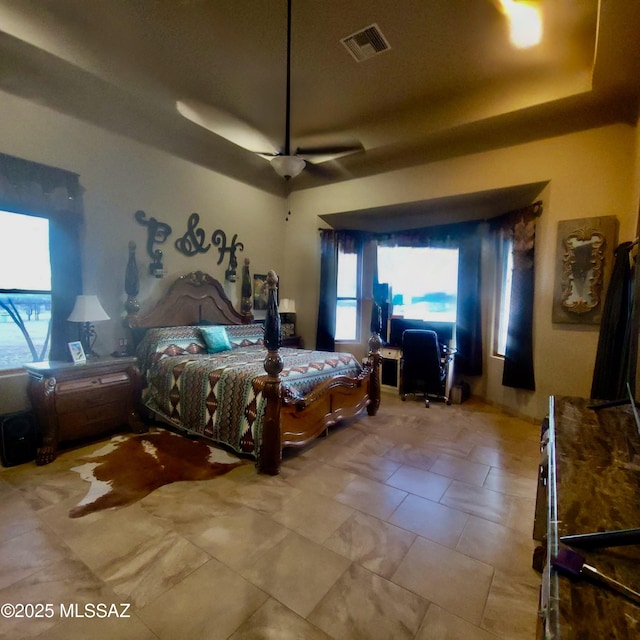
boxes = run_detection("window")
[377,246,459,322]
[0,210,52,370]
[494,233,514,357]
[335,248,360,341]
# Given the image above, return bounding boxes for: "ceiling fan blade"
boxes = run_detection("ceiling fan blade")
[176,99,279,155]
[302,160,338,178]
[295,143,364,164]
[296,143,364,156]
[302,159,355,183]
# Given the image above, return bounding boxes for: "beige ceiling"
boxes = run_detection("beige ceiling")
[0,0,638,198]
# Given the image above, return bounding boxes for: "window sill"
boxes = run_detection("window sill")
[0,367,29,377]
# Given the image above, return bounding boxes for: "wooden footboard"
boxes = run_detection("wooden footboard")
[258,271,381,475]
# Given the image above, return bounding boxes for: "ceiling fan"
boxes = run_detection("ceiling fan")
[176,0,364,180]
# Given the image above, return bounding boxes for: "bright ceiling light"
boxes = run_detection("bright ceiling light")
[498,0,543,49]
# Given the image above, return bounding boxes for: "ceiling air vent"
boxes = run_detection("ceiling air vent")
[341,23,391,62]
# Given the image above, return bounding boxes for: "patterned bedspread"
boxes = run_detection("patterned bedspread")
[137,325,362,457]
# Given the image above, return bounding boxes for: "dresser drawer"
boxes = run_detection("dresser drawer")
[56,372,130,394]
[58,402,128,440]
[55,383,131,414]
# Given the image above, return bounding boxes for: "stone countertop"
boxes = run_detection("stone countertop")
[546,396,640,640]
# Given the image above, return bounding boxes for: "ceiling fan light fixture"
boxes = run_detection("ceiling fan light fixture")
[271,155,306,180]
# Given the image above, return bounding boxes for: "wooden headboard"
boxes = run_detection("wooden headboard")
[127,270,251,328]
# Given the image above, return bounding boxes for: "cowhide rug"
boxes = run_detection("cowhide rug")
[69,429,246,518]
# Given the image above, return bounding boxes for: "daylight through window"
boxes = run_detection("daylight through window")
[0,210,52,369]
[335,249,360,341]
[377,246,459,322]
[495,234,514,357]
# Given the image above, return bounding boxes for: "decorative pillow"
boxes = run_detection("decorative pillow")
[200,325,232,353]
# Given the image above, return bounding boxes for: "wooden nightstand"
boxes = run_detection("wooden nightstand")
[24,356,144,465]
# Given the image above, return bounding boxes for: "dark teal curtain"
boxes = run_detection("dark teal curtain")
[456,232,483,376]
[0,152,84,362]
[49,212,83,360]
[316,230,368,350]
[371,242,385,335]
[502,224,536,390]
[494,202,543,390]
[316,230,338,350]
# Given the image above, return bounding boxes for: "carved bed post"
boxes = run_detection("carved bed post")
[124,241,140,326]
[240,258,254,324]
[259,270,283,474]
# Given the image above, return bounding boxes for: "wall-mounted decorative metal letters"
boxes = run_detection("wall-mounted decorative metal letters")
[134,210,172,277]
[133,209,244,283]
[173,213,244,282]
[174,213,211,256]
[212,229,244,282]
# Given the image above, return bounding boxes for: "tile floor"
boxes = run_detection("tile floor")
[0,393,543,640]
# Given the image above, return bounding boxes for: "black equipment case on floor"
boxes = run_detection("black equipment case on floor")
[0,410,37,467]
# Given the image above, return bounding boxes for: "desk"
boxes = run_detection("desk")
[380,345,455,397]
[539,396,640,639]
[380,347,401,391]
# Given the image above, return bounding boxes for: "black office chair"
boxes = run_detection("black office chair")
[399,329,451,407]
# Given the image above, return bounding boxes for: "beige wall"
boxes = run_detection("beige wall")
[2,87,639,423]
[0,91,285,414]
[287,123,640,421]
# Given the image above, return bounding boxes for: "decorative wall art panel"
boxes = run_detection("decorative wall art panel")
[552,216,618,324]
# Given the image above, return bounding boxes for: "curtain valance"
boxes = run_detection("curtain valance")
[318,229,368,254]
[376,219,482,248]
[0,152,84,219]
[489,200,543,233]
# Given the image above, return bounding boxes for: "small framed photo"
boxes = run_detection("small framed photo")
[68,341,86,364]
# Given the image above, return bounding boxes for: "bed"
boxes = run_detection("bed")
[126,269,381,474]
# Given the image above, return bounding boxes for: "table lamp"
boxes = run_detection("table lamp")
[67,295,110,357]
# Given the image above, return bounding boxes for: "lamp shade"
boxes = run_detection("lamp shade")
[279,298,296,314]
[270,155,306,180]
[67,295,110,322]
